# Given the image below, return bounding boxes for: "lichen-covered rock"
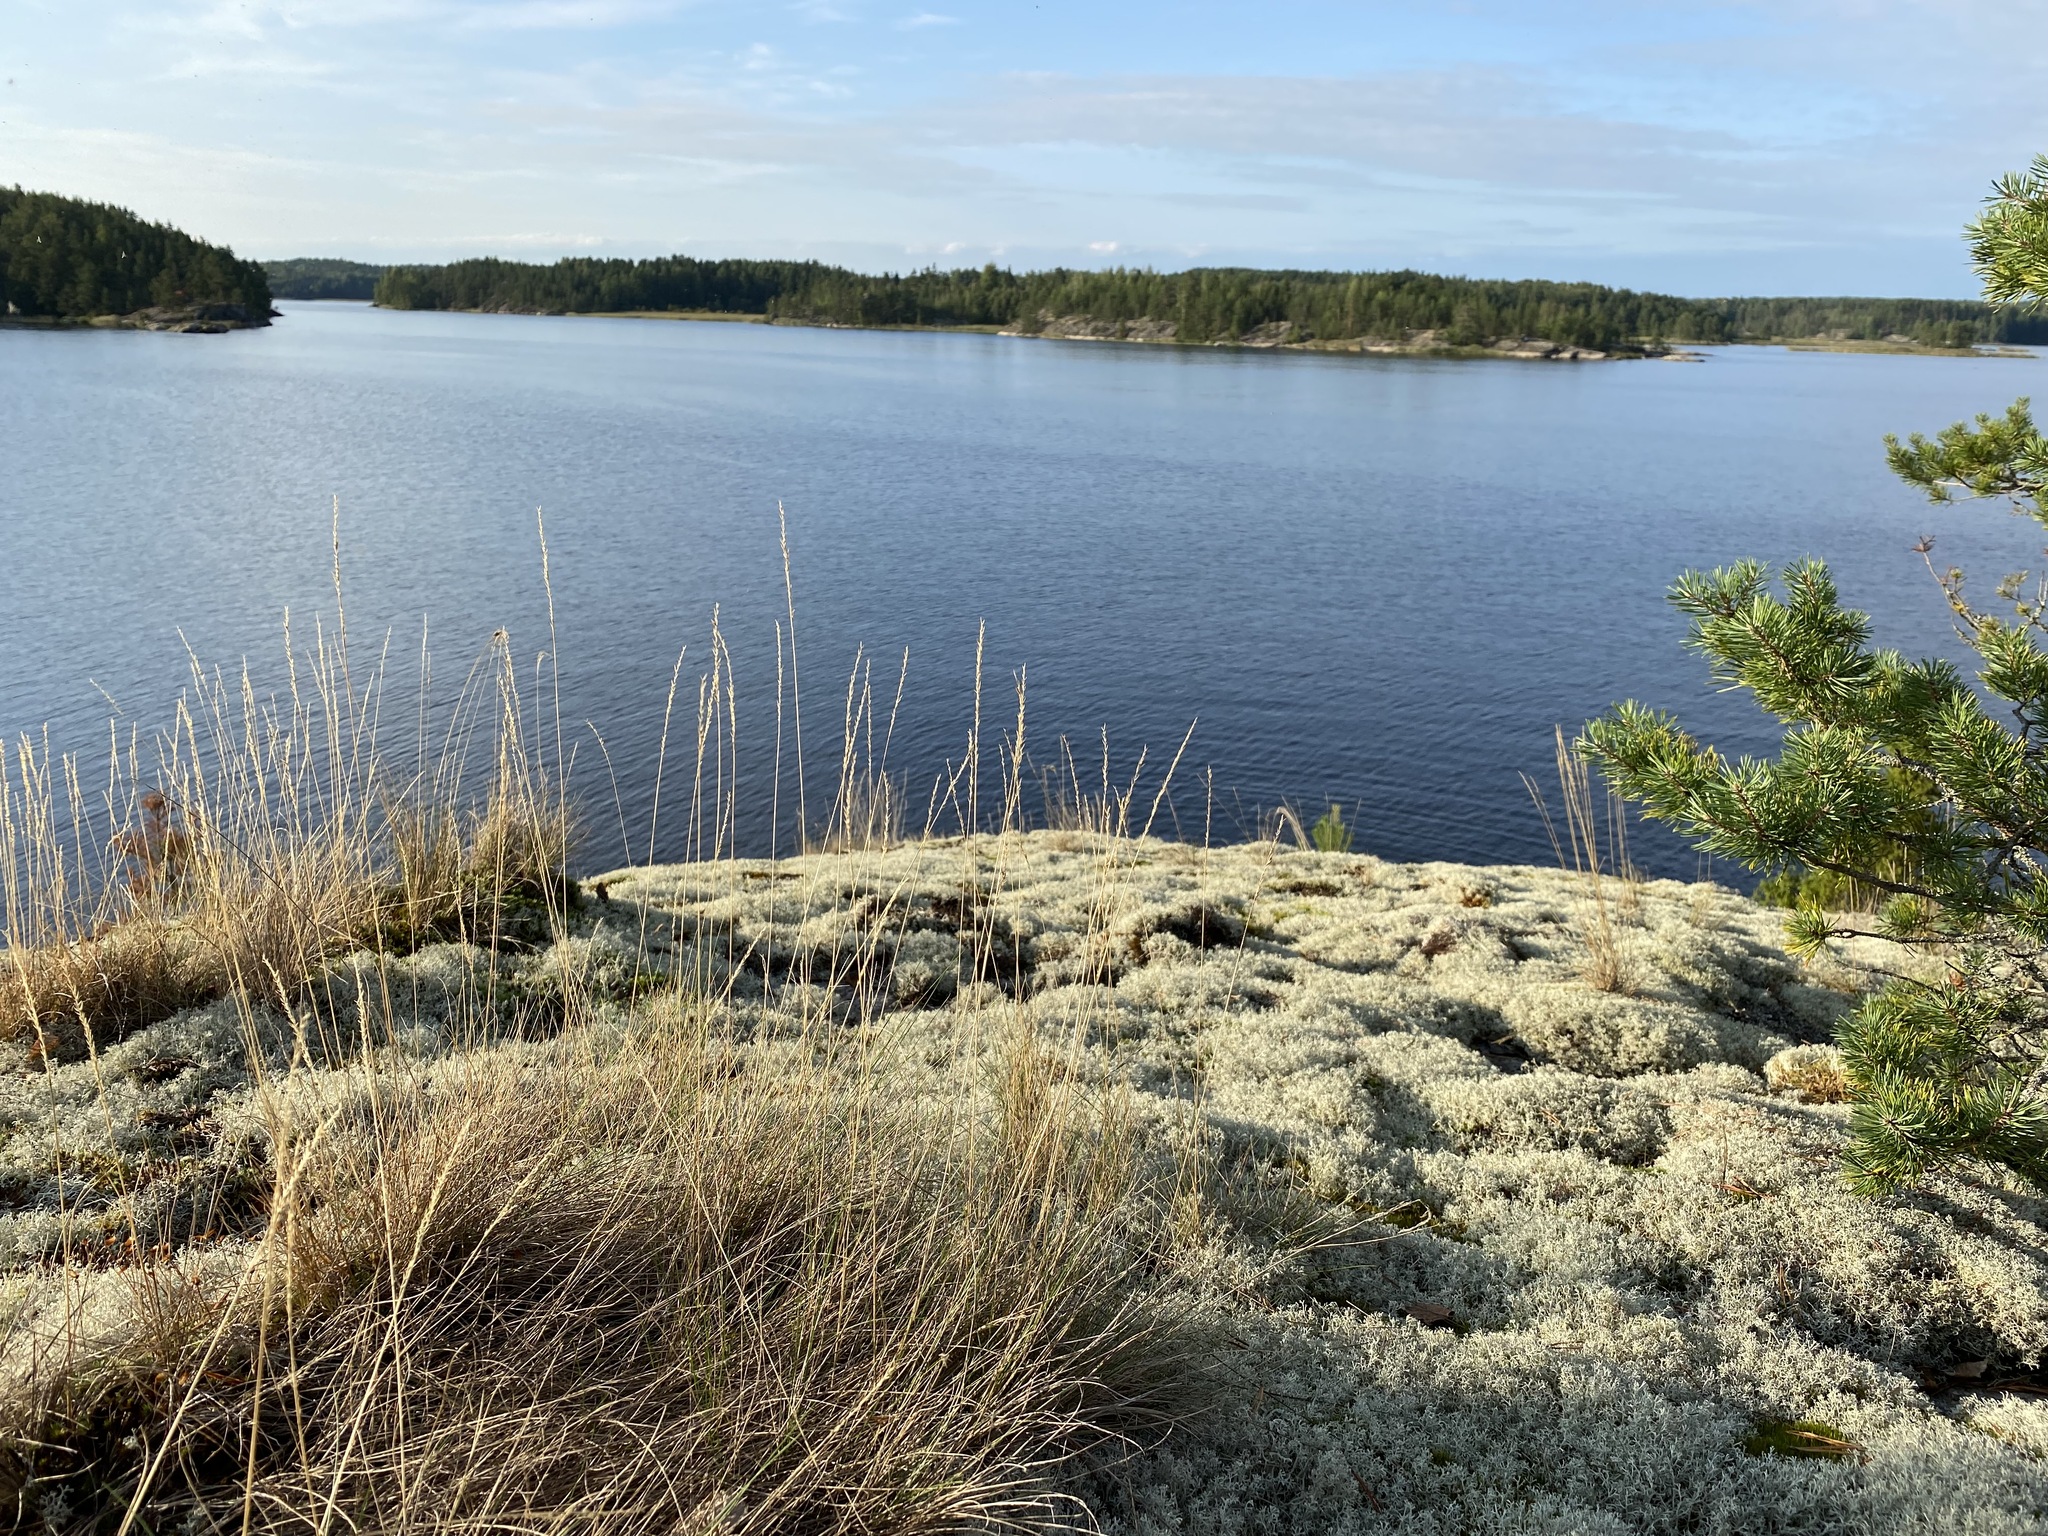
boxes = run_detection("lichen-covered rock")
[601,835,2047,1532]
[7,833,2044,1532]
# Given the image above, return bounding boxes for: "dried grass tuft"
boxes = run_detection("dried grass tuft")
[0,629,571,1065]
[1524,726,1640,993]
[1764,1043,1853,1103]
[3,1020,1174,1534]
[0,553,1204,1534]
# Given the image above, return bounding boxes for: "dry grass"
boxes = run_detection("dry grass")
[3,1019,1174,1534]
[1764,1043,1854,1103]
[808,766,907,854]
[1039,730,1195,842]
[0,551,1205,1534]
[0,628,571,1066]
[1523,726,1642,993]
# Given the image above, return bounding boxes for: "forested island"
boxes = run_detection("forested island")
[8,174,2028,356]
[9,175,2037,357]
[371,253,2048,356]
[264,258,389,300]
[0,187,272,330]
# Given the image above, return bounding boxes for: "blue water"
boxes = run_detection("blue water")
[5,303,2046,875]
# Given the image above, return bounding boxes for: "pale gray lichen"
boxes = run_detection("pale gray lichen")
[5,833,2045,1532]
[598,835,2047,1532]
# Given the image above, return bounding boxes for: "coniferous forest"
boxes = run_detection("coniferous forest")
[9,178,2036,352]
[371,253,2048,350]
[0,188,271,320]
[263,258,390,300]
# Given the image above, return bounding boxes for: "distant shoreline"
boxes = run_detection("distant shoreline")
[1,303,273,334]
[360,304,1663,359]
[1777,337,2035,357]
[278,302,2044,362]
[30,299,2039,360]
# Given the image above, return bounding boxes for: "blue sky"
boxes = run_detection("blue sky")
[5,0,2045,294]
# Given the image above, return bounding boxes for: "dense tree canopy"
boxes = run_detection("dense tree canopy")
[265,259,388,301]
[375,256,844,321]
[372,253,2048,350]
[0,188,271,319]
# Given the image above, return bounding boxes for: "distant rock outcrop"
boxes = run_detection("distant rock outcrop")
[86,303,271,334]
[1012,312,1182,342]
[1004,313,1639,359]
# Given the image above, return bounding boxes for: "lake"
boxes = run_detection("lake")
[5,303,2046,877]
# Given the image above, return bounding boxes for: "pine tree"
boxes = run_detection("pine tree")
[1581,161,2048,1194]
[1970,156,2048,308]
[0,187,270,319]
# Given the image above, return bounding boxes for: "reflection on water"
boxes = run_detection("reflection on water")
[4,303,2044,876]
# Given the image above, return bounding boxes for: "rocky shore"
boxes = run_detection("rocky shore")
[1001,312,1679,360]
[2,301,274,333]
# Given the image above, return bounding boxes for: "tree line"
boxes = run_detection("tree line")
[0,188,271,319]
[265,259,389,301]
[372,254,2048,349]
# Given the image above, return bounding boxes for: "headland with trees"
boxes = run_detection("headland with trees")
[0,187,272,331]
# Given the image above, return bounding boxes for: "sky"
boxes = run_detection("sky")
[4,1,2046,296]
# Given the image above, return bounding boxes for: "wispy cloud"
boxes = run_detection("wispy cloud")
[449,1,694,32]
[23,0,2048,292]
[168,0,695,34]
[447,229,611,246]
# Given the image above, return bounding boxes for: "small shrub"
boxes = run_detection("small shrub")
[1309,804,1353,853]
[1585,160,2048,1192]
[1753,863,1857,911]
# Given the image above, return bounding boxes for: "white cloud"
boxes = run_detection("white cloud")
[449,229,610,245]
[152,45,336,81]
[21,0,2048,291]
[152,0,694,34]
[449,1,694,31]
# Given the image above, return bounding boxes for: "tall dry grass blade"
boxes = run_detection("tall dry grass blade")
[1524,725,1630,993]
[778,502,809,845]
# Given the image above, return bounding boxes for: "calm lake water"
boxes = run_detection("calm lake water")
[6,302,2047,876]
